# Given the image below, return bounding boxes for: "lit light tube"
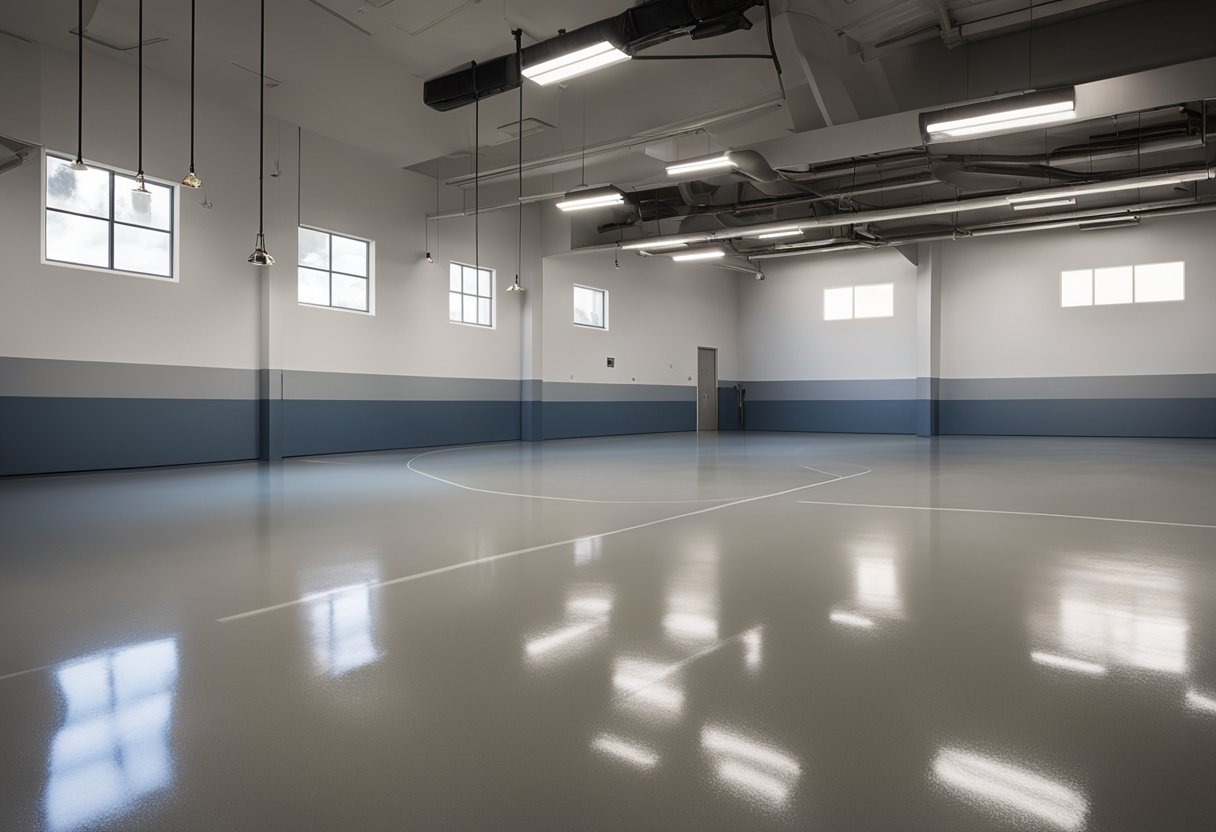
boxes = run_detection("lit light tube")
[621,239,690,251]
[523,41,629,86]
[666,153,735,177]
[556,186,625,212]
[755,228,803,239]
[1012,198,1076,211]
[925,90,1076,140]
[672,249,725,262]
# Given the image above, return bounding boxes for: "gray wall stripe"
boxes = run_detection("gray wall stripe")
[939,374,1216,400]
[541,382,695,402]
[282,370,519,402]
[0,357,256,400]
[742,379,917,401]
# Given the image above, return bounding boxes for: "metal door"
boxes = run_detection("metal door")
[697,347,718,431]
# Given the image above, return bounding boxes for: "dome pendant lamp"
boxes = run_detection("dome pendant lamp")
[247,0,274,266]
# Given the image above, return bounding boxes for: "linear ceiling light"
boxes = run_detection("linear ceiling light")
[522,41,629,86]
[924,88,1075,141]
[672,248,725,262]
[556,185,626,212]
[1012,197,1075,211]
[621,239,688,251]
[755,228,802,239]
[667,152,735,177]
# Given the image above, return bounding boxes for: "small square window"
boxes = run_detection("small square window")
[296,227,373,313]
[573,285,607,329]
[1093,266,1133,305]
[449,262,494,327]
[1133,262,1184,303]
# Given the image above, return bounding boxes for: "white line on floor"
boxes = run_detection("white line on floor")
[795,500,1216,530]
[218,465,872,623]
[290,458,351,465]
[405,445,739,504]
[0,663,56,683]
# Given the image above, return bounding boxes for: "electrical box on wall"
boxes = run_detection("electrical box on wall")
[606,357,615,368]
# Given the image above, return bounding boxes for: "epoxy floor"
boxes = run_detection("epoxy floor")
[2,432,1215,831]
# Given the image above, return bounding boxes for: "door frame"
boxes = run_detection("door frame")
[696,346,718,431]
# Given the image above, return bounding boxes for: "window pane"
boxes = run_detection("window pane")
[824,287,853,320]
[595,292,605,326]
[332,274,368,311]
[299,267,330,306]
[478,298,491,326]
[46,211,110,267]
[113,225,172,276]
[46,156,110,218]
[449,263,462,292]
[114,176,172,230]
[854,283,894,318]
[573,286,595,325]
[1134,262,1184,303]
[299,228,330,269]
[332,235,367,277]
[1094,266,1133,305]
[463,267,477,295]
[478,269,491,298]
[1061,270,1093,307]
[449,291,462,321]
[463,295,477,323]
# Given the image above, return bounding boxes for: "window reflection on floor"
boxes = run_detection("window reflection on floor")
[308,583,382,676]
[45,638,179,832]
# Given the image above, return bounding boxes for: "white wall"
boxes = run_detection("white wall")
[940,213,1216,379]
[0,43,529,381]
[541,249,739,386]
[738,247,918,381]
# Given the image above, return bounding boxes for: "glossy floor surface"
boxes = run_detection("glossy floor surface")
[2,432,1216,831]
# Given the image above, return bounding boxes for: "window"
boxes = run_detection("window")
[824,283,894,321]
[573,285,607,329]
[449,262,494,327]
[43,153,176,279]
[1061,262,1184,307]
[298,227,372,312]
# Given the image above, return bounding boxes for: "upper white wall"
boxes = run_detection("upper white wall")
[940,212,1216,379]
[541,250,739,386]
[738,247,918,381]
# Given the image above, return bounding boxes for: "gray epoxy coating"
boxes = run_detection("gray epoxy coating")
[1,432,1215,831]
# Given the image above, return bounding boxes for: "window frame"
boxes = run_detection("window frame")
[40,151,181,282]
[1059,262,1185,308]
[448,260,496,329]
[823,282,895,321]
[572,284,609,330]
[296,225,375,315]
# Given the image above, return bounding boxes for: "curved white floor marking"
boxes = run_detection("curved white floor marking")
[796,500,1216,530]
[406,444,740,504]
[218,465,872,623]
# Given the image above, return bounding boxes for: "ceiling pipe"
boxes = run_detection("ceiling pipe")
[443,96,784,188]
[618,165,1216,249]
[749,198,1216,260]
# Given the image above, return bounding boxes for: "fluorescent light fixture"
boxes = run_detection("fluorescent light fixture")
[672,248,725,262]
[666,153,735,177]
[620,239,689,251]
[932,748,1088,832]
[522,41,629,86]
[556,186,625,212]
[1007,171,1206,203]
[755,228,803,240]
[1012,198,1076,211]
[924,88,1076,141]
[1030,651,1107,676]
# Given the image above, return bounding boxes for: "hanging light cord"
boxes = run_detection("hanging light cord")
[474,60,479,276]
[188,0,196,174]
[258,0,266,238]
[515,28,523,285]
[76,0,84,165]
[137,0,144,182]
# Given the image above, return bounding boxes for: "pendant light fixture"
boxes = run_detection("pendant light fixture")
[248,0,274,266]
[132,0,151,209]
[506,29,525,294]
[473,60,479,282]
[181,0,202,188]
[425,159,436,264]
[71,0,87,171]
